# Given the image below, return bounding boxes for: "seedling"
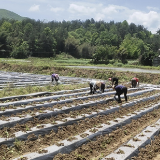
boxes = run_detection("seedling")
[124,144,134,148]
[25,125,30,131]
[117,149,125,154]
[5,130,9,138]
[133,137,141,141]
[14,138,23,151]
[1,107,5,111]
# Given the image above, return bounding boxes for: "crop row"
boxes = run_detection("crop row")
[0,85,159,160]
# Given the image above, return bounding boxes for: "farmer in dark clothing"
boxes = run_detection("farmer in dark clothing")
[109,77,118,86]
[131,77,139,88]
[113,85,127,103]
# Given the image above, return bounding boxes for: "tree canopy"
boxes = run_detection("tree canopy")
[0,18,160,66]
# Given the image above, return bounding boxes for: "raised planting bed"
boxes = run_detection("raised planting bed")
[0,83,160,160]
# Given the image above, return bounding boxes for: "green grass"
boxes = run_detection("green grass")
[0,57,91,67]
[1,55,160,70]
[0,83,89,98]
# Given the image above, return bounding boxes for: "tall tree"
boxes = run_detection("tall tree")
[37,27,57,57]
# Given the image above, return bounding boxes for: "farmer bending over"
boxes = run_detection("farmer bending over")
[131,77,139,88]
[89,80,105,94]
[113,85,127,103]
[108,77,118,86]
[51,73,59,83]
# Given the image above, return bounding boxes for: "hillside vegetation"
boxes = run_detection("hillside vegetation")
[0,9,26,21]
[0,10,160,66]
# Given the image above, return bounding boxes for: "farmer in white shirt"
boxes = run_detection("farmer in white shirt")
[89,80,105,94]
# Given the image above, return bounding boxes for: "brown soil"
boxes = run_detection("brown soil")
[0,63,160,160]
[131,133,160,160]
[0,90,158,138]
[53,108,160,160]
[0,88,144,120]
[0,90,160,160]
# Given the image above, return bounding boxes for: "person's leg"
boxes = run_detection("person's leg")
[90,84,93,93]
[117,94,121,102]
[55,79,58,85]
[114,93,121,102]
[101,83,105,93]
[93,86,96,94]
[123,87,128,101]
[131,79,133,87]
[131,79,136,88]
[134,80,137,88]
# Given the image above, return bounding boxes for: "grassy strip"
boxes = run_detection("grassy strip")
[1,57,160,70]
[0,83,88,98]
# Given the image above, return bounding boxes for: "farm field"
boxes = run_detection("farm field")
[0,71,92,89]
[0,71,160,160]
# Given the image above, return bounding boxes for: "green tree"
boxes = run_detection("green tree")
[37,27,57,57]
[117,47,128,64]
[77,42,95,58]
[92,45,117,63]
[118,20,129,39]
[0,21,12,32]
[120,34,143,59]
[0,31,10,57]
[65,37,80,58]
[10,41,29,58]
[23,23,33,40]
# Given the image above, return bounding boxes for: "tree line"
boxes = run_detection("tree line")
[0,18,160,65]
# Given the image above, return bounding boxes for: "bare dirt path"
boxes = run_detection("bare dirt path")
[67,66,160,74]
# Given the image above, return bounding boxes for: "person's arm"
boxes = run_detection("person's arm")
[112,79,114,86]
[137,79,139,86]
[96,81,101,90]
[93,82,96,92]
[57,74,59,80]
[100,83,102,92]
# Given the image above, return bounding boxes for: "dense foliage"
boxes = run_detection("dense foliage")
[0,18,160,65]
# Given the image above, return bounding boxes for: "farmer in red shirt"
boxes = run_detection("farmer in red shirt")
[131,77,139,88]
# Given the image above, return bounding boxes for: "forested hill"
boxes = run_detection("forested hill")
[0,17,160,66]
[0,9,26,21]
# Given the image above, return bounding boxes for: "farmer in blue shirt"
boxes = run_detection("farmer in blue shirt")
[113,85,127,103]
